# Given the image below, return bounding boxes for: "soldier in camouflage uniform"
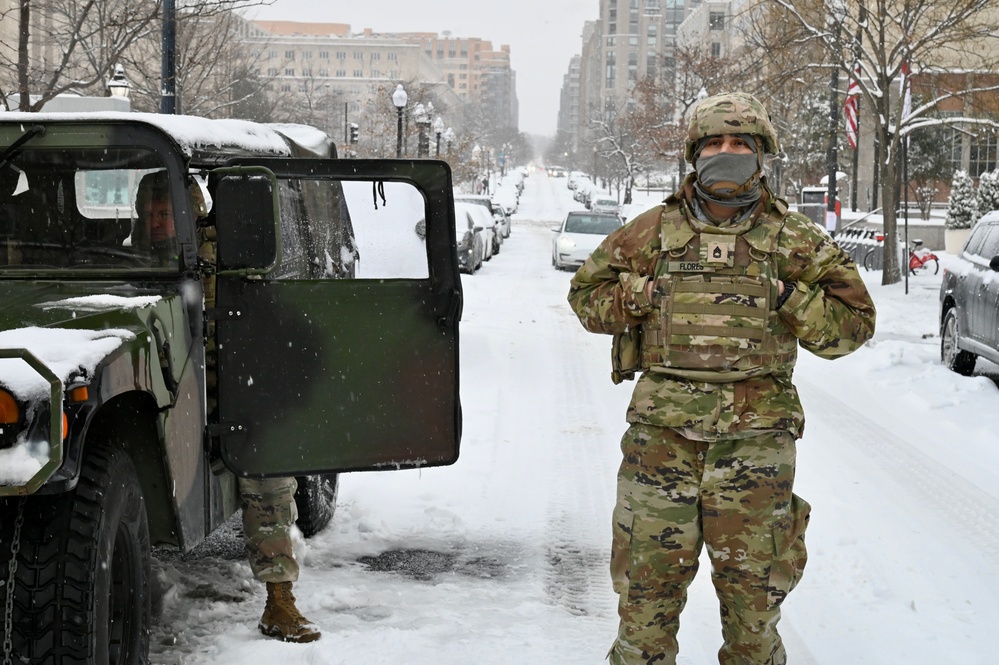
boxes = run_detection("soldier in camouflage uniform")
[137,172,322,644]
[567,92,876,665]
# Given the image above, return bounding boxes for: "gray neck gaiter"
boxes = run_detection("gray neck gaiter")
[693,152,762,206]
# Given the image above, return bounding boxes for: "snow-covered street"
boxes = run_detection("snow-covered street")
[150,170,999,665]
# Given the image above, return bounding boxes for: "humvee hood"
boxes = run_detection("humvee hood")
[0,282,166,401]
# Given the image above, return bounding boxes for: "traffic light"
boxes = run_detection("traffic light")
[349,123,359,144]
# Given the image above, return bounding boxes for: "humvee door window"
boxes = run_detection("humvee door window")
[0,148,177,270]
[341,180,429,280]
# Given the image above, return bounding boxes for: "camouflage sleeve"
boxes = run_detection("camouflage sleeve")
[775,212,876,358]
[567,207,662,335]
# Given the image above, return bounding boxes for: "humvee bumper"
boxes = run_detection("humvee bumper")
[0,349,65,497]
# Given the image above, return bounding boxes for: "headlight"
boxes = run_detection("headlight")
[558,236,576,250]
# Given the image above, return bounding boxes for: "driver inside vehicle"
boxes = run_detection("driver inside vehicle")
[132,170,180,267]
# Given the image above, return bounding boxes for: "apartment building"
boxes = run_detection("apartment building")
[249,21,460,119]
[247,21,517,135]
[562,1,706,159]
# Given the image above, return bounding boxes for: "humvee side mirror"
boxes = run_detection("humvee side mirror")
[214,172,280,273]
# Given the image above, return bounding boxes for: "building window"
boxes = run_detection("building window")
[268,50,278,60]
[319,68,328,76]
[319,51,329,59]
[336,69,346,77]
[353,52,363,60]
[336,51,346,60]
[645,0,660,13]
[371,52,380,60]
[710,12,725,30]
[711,42,721,58]
[607,36,617,46]
[628,52,638,81]
[285,50,295,60]
[388,52,397,61]
[648,25,657,46]
[303,51,312,59]
[281,84,291,92]
[605,51,616,88]
[267,67,278,76]
[284,68,294,76]
[353,69,363,77]
[969,131,999,176]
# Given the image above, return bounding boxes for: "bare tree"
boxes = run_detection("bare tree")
[0,0,273,113]
[764,0,999,285]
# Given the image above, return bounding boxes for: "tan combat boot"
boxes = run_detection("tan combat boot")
[258,581,322,643]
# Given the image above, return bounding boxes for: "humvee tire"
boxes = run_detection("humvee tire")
[293,474,339,538]
[0,444,150,664]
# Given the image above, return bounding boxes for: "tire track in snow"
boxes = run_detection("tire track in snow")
[515,202,618,619]
[799,378,999,553]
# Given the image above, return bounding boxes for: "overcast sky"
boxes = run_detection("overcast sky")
[247,0,596,136]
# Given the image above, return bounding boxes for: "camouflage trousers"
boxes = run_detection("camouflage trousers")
[239,476,300,584]
[608,424,810,665]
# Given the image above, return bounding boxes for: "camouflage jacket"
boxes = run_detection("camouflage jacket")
[567,182,876,440]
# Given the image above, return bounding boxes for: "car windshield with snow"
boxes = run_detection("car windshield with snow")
[0,112,462,662]
[552,211,623,270]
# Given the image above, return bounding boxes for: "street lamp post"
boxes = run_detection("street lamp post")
[106,64,131,99]
[392,84,408,158]
[433,116,445,157]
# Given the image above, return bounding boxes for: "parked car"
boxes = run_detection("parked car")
[590,197,622,217]
[462,199,498,260]
[551,211,624,270]
[939,210,999,374]
[454,193,509,246]
[454,201,486,272]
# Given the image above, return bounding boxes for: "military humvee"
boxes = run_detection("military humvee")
[0,113,462,663]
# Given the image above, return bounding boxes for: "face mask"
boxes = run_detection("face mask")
[695,152,760,197]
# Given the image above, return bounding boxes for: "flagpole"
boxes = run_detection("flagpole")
[850,4,865,211]
[851,101,860,211]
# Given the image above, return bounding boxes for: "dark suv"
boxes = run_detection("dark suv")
[939,210,999,374]
[0,113,461,663]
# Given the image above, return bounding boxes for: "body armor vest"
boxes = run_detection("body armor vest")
[640,199,797,383]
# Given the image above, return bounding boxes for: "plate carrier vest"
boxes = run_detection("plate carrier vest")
[612,195,797,384]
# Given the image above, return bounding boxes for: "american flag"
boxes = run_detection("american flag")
[844,64,861,151]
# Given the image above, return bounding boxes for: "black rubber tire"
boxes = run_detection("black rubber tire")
[941,308,976,376]
[293,474,339,538]
[863,248,878,271]
[0,444,151,665]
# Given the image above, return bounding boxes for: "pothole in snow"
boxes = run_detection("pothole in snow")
[357,548,506,582]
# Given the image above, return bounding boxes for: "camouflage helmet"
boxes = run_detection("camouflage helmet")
[684,92,780,163]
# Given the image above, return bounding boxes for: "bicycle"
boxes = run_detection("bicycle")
[907,239,940,275]
[863,236,940,275]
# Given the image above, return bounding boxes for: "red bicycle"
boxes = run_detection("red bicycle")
[907,239,940,275]
[863,235,939,275]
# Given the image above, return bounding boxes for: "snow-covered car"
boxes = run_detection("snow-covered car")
[551,211,624,270]
[463,198,498,260]
[940,210,999,374]
[590,197,621,217]
[491,185,519,216]
[454,201,487,272]
[454,194,510,244]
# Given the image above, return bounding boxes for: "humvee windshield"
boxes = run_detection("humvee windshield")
[0,147,177,271]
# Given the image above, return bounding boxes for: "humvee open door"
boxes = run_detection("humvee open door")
[210,159,462,478]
